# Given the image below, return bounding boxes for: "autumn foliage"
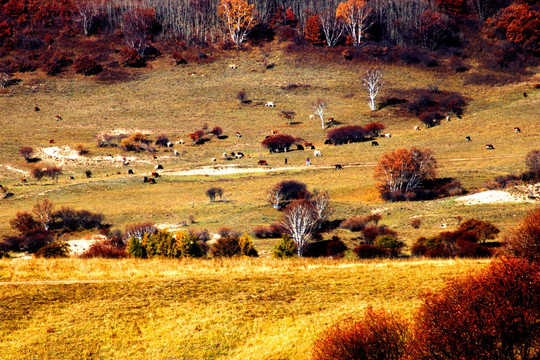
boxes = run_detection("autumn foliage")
[501,207,540,262]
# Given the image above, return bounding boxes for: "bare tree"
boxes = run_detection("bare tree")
[279,110,296,125]
[74,0,101,36]
[313,98,328,129]
[312,190,332,228]
[281,200,318,256]
[363,68,383,111]
[19,147,34,162]
[319,8,345,47]
[33,198,54,231]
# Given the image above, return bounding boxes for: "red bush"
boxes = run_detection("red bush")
[261,134,298,153]
[311,308,409,360]
[353,244,387,259]
[364,122,386,137]
[410,258,540,360]
[327,125,369,145]
[9,211,39,234]
[73,55,102,76]
[502,207,540,262]
[120,47,146,68]
[80,241,127,258]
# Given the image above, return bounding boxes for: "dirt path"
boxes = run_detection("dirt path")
[0,279,128,285]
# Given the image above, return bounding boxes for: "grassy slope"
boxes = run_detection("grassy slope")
[0,45,539,246]
[0,258,488,360]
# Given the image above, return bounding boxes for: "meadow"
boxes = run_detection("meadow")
[0,257,489,359]
[0,45,538,247]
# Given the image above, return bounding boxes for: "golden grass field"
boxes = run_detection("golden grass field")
[0,44,538,247]
[0,257,489,359]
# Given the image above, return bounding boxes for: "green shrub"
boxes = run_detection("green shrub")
[374,235,405,257]
[273,235,296,258]
[34,241,69,258]
[176,231,205,258]
[142,229,178,257]
[239,233,258,257]
[127,236,147,258]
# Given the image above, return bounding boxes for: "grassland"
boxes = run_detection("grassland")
[0,257,489,359]
[0,44,539,247]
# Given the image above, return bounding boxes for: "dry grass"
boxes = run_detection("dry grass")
[0,45,538,246]
[0,257,488,359]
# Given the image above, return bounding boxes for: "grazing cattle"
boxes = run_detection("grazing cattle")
[296,144,304,151]
[457,115,462,119]
[34,106,40,111]
[226,156,233,160]
[21,178,26,183]
[310,145,315,150]
[446,115,451,122]
[143,176,148,183]
[153,154,157,160]
[372,141,379,146]
[155,164,163,170]
[235,152,244,159]
[328,117,334,122]
[166,142,173,147]
[309,115,315,120]
[258,160,268,165]
[324,139,333,145]
[128,169,134,175]
[486,144,495,150]
[334,164,343,170]
[69,176,74,180]
[466,136,471,141]
[265,101,275,107]
[49,139,55,144]
[147,178,156,184]
[314,150,322,156]
[174,150,179,156]
[236,132,242,138]
[303,142,313,147]
[384,133,391,138]
[271,129,278,135]
[514,127,521,133]
[523,92,528,98]
[211,158,217,162]
[151,172,160,177]
[55,115,62,121]
[228,64,238,69]
[414,126,421,131]
[176,139,185,145]
[223,152,229,158]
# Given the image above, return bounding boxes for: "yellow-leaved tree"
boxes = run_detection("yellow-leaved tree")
[218,0,257,46]
[336,0,371,48]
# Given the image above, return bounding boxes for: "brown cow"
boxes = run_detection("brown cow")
[258,160,268,165]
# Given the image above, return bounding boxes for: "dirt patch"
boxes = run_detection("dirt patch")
[67,235,106,256]
[455,190,536,205]
[40,146,152,167]
[163,164,342,177]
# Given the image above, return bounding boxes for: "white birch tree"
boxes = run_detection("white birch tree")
[281,200,318,257]
[363,68,383,111]
[313,98,328,129]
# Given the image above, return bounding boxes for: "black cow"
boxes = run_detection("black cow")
[147,178,156,184]
[324,139,333,145]
[466,136,471,141]
[128,169,134,174]
[371,141,379,146]
[486,144,495,150]
[334,164,343,170]
[296,144,304,151]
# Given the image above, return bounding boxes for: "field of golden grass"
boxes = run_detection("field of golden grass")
[0,257,489,359]
[0,44,538,246]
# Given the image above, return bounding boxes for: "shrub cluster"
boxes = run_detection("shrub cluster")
[73,56,102,76]
[211,233,258,257]
[412,220,497,258]
[327,125,369,145]
[252,222,286,238]
[262,134,299,153]
[127,229,206,258]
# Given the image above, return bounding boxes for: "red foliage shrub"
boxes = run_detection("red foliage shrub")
[364,122,386,137]
[353,244,387,259]
[340,216,368,231]
[361,225,397,244]
[252,222,286,238]
[436,0,467,14]
[311,308,409,360]
[210,126,223,137]
[304,15,324,45]
[457,218,500,243]
[261,134,298,153]
[410,218,422,229]
[120,47,146,68]
[73,55,102,75]
[410,258,540,360]
[210,236,241,257]
[42,52,72,75]
[486,4,540,53]
[327,125,368,145]
[501,207,540,262]
[80,241,127,258]
[9,211,39,234]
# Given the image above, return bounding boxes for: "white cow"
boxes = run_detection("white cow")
[174,150,179,156]
[384,133,391,138]
[309,114,315,120]
[414,126,421,131]
[314,150,322,157]
[265,101,275,107]
[228,64,238,69]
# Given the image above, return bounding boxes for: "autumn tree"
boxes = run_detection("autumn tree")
[486,4,540,53]
[313,98,328,129]
[269,180,309,210]
[312,190,331,228]
[502,207,540,262]
[33,198,54,231]
[336,0,371,48]
[305,14,324,45]
[279,110,296,125]
[19,146,34,162]
[122,8,161,58]
[457,219,500,244]
[419,10,449,50]
[525,150,540,177]
[363,68,383,111]
[374,147,437,199]
[319,8,344,47]
[281,200,318,256]
[218,0,257,46]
